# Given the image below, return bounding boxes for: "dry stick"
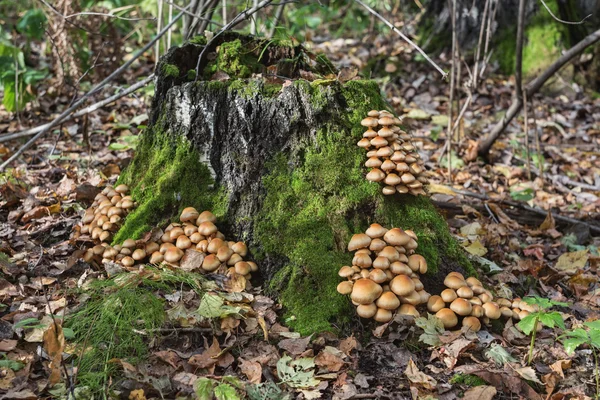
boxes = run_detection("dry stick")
[0,9,188,172]
[198,0,220,34]
[530,95,544,176]
[477,28,600,158]
[472,0,490,89]
[193,0,274,79]
[515,0,526,104]
[539,0,592,24]
[222,0,227,25]
[446,0,457,182]
[268,2,285,38]
[353,0,448,79]
[251,0,259,35]
[167,0,173,49]
[523,90,531,180]
[479,0,498,79]
[0,75,154,143]
[164,1,223,26]
[156,0,163,66]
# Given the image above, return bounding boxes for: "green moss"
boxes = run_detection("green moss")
[66,285,165,394]
[188,35,207,46]
[255,80,472,334]
[227,79,282,99]
[449,373,486,387]
[204,39,261,79]
[115,128,228,242]
[161,63,180,78]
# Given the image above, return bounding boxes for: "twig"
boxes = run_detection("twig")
[530,95,544,176]
[63,11,155,21]
[0,75,154,143]
[446,0,457,182]
[0,8,188,171]
[193,0,275,80]
[353,0,448,79]
[268,2,285,38]
[523,90,531,180]
[472,0,490,89]
[515,0,526,103]
[478,28,600,158]
[167,1,173,49]
[539,0,592,24]
[222,0,227,25]
[156,0,164,66]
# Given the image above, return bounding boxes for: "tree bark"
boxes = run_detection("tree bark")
[117,34,473,334]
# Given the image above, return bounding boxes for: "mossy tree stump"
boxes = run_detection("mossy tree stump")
[117,33,473,334]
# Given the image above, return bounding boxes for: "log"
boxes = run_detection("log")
[115,33,473,334]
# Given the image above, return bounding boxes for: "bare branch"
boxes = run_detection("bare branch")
[0,8,189,171]
[515,0,526,102]
[478,28,600,158]
[63,11,155,21]
[0,75,154,143]
[353,0,448,80]
[539,0,592,24]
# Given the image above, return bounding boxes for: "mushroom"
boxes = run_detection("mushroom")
[150,252,164,264]
[462,316,481,332]
[363,129,377,138]
[366,168,386,182]
[441,288,458,303]
[471,304,484,318]
[197,210,217,224]
[436,308,458,329]
[383,228,411,246]
[380,159,396,171]
[398,304,420,318]
[427,295,445,313]
[361,117,379,127]
[376,292,400,310]
[145,242,160,254]
[378,116,394,126]
[384,173,402,186]
[369,269,388,284]
[389,274,415,296]
[450,298,473,316]
[356,303,377,318]
[378,246,400,262]
[183,223,198,236]
[382,186,396,195]
[365,223,387,239]
[482,303,501,319]
[165,247,184,263]
[444,274,467,290]
[176,235,192,250]
[367,110,380,117]
[365,157,383,168]
[189,232,204,243]
[370,137,388,148]
[500,307,513,318]
[348,233,372,251]
[352,253,372,268]
[456,286,474,299]
[372,257,390,270]
[115,184,129,194]
[207,238,225,254]
[169,227,185,241]
[369,238,387,251]
[357,138,371,148]
[337,281,354,295]
[339,266,355,278]
[235,261,251,275]
[121,256,135,267]
[180,207,200,223]
[376,146,394,158]
[350,279,383,305]
[466,277,483,287]
[123,239,136,249]
[378,127,394,138]
[132,249,147,261]
[389,261,412,275]
[373,308,393,323]
[217,246,234,262]
[202,254,221,272]
[400,290,422,305]
[198,221,218,236]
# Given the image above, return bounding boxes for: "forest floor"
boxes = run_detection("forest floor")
[1,32,599,400]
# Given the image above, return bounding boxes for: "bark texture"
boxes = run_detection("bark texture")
[117,34,473,334]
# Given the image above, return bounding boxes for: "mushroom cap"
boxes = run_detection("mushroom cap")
[183,223,198,236]
[196,239,209,252]
[396,185,409,194]
[189,232,204,244]
[390,274,415,296]
[198,221,218,236]
[363,129,377,138]
[235,261,251,275]
[471,304,484,318]
[248,261,258,272]
[407,254,427,274]
[361,117,379,127]
[366,168,386,182]
[176,235,192,250]
[359,269,370,279]
[469,297,483,306]
[369,268,388,283]
[207,238,225,254]
[466,277,483,287]
[374,308,393,323]
[150,251,164,264]
[115,184,129,194]
[384,173,402,186]
[180,207,200,222]
[169,227,185,241]
[164,247,184,263]
[378,127,394,138]
[365,223,388,239]
[352,253,372,268]
[456,286,474,299]
[412,278,424,291]
[471,285,485,295]
[378,246,400,262]
[145,242,160,254]
[418,290,431,304]
[401,173,416,184]
[367,110,380,117]
[376,291,400,310]
[230,241,248,256]
[447,272,465,280]
[462,316,481,332]
[382,186,396,195]
[400,290,422,305]
[202,254,221,272]
[356,303,378,318]
[500,306,513,318]
[399,304,420,318]
[376,146,394,158]
[355,248,371,256]
[121,256,135,267]
[378,116,395,126]
[132,249,147,261]
[370,136,388,148]
[444,275,467,290]
[496,298,512,308]
[160,242,176,254]
[369,238,387,252]
[350,279,383,305]
[383,228,411,246]
[372,256,390,270]
[450,298,473,316]
[441,288,458,303]
[357,138,371,148]
[339,266,355,278]
[122,239,136,249]
[389,261,412,275]
[365,157,383,168]
[512,308,522,320]
[478,293,493,303]
[348,233,372,251]
[427,295,446,313]
[197,210,217,224]
[337,281,354,295]
[482,303,501,319]
[436,308,458,329]
[217,246,234,262]
[380,159,396,171]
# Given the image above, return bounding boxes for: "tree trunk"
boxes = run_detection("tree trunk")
[116,33,473,334]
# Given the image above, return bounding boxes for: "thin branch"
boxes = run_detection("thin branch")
[353,0,448,80]
[446,0,457,181]
[268,2,285,38]
[478,28,600,158]
[0,8,189,171]
[0,75,154,143]
[472,0,490,89]
[63,11,155,21]
[523,90,531,180]
[539,0,592,24]
[515,0,526,102]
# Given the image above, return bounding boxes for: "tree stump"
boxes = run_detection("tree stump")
[116,33,473,334]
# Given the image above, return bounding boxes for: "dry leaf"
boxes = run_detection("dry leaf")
[555,250,589,275]
[239,358,262,383]
[404,358,437,389]
[43,322,65,385]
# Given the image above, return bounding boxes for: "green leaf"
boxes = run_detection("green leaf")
[510,187,534,202]
[485,343,517,366]
[214,383,240,400]
[194,377,214,400]
[518,314,538,336]
[522,297,568,310]
[538,312,565,330]
[562,337,588,354]
[0,359,24,371]
[584,320,600,331]
[197,293,225,318]
[276,355,319,389]
[17,9,47,40]
[62,327,75,339]
[108,142,130,151]
[415,314,444,346]
[246,381,289,400]
[14,317,43,330]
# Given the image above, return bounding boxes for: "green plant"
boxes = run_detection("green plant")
[195,376,244,400]
[560,320,600,399]
[517,297,567,365]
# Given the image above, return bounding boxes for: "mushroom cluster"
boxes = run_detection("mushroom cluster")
[336,224,431,323]
[357,110,428,196]
[427,273,510,331]
[82,207,258,283]
[79,184,137,243]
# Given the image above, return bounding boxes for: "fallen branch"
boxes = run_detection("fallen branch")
[477,28,600,158]
[0,75,154,143]
[0,7,189,172]
[353,0,448,80]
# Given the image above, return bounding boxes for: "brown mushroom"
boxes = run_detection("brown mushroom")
[462,316,481,332]
[202,254,221,272]
[376,292,400,310]
[337,281,354,295]
[398,304,420,318]
[390,274,415,296]
[180,207,200,223]
[427,295,445,313]
[348,233,372,251]
[441,288,458,303]
[450,298,473,316]
[383,228,411,246]
[356,303,377,318]
[436,308,458,329]
[374,308,393,323]
[366,168,386,182]
[350,279,383,305]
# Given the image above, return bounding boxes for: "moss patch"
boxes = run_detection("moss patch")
[161,63,180,78]
[204,38,261,79]
[449,373,487,387]
[115,128,228,242]
[255,80,472,334]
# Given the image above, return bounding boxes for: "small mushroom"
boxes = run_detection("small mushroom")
[378,127,394,138]
[456,286,474,299]
[350,279,383,305]
[132,249,147,261]
[217,246,234,262]
[202,254,221,272]
[471,304,484,318]
[169,227,185,241]
[115,184,129,194]
[352,253,372,268]
[427,295,445,313]
[121,256,135,267]
[369,268,388,284]
[383,228,411,246]
[363,129,377,138]
[369,238,387,251]
[339,266,355,278]
[482,303,501,319]
[122,239,136,249]
[389,274,415,296]
[348,233,371,251]
[376,291,400,310]
[357,138,371,148]
[378,246,400,262]
[450,298,473,316]
[382,186,396,195]
[365,157,383,168]
[165,247,184,263]
[462,316,481,332]
[356,303,377,318]
[361,117,379,127]
[198,221,218,236]
[399,304,420,317]
[337,281,354,295]
[235,261,251,275]
[366,168,386,182]
[436,308,458,329]
[374,308,393,323]
[384,173,402,186]
[232,242,248,256]
[180,207,200,223]
[444,274,467,290]
[389,261,412,275]
[372,256,390,270]
[400,290,422,305]
[150,252,164,264]
[176,235,192,250]
[441,288,458,303]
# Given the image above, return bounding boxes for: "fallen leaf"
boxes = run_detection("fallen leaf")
[315,347,345,372]
[278,335,311,356]
[462,385,496,400]
[404,358,436,389]
[514,366,542,384]
[338,336,358,356]
[43,321,65,385]
[239,358,262,383]
[555,250,589,275]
